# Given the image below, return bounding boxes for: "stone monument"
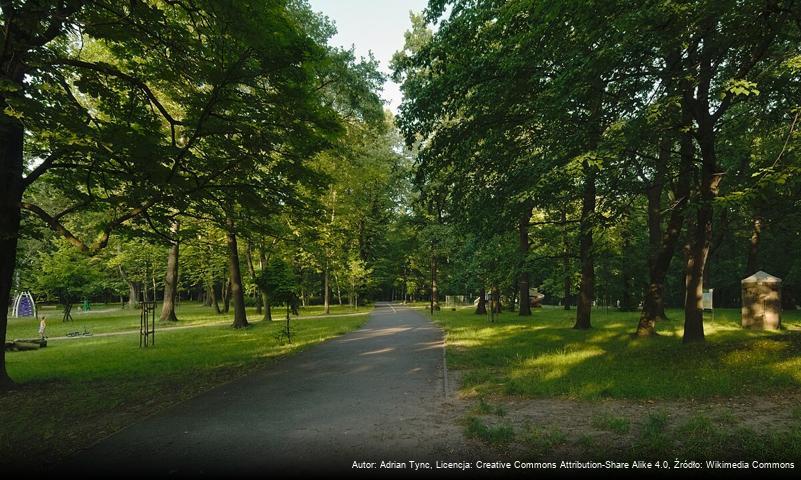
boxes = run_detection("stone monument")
[741,271,782,330]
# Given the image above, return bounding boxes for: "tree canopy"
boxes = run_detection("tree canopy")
[3,0,801,392]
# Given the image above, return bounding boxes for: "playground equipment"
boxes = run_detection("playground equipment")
[12,291,36,318]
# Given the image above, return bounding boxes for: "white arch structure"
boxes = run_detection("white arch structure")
[12,291,37,319]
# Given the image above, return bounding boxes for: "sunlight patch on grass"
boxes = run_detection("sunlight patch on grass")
[433,307,801,399]
[514,346,606,382]
[2,306,370,468]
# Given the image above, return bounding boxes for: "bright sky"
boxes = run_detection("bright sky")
[307,0,429,113]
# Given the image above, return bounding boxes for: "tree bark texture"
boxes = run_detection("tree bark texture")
[561,209,572,310]
[430,255,439,314]
[119,265,140,309]
[574,161,596,330]
[746,215,762,276]
[226,219,248,328]
[324,261,330,314]
[245,241,263,315]
[203,284,212,307]
[518,210,532,316]
[637,57,693,336]
[159,221,180,322]
[223,277,231,313]
[0,106,24,389]
[683,112,721,343]
[574,75,604,330]
[211,281,222,314]
[258,247,271,321]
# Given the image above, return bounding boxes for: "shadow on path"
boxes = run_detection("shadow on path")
[61,303,465,477]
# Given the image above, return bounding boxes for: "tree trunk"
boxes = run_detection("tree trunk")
[226,219,248,328]
[518,210,532,316]
[119,265,140,309]
[684,229,709,344]
[212,282,222,313]
[637,56,693,336]
[223,277,231,313]
[62,298,74,322]
[475,287,487,314]
[683,118,721,343]
[638,150,668,334]
[159,221,180,322]
[574,161,596,330]
[746,215,762,276]
[402,264,408,304]
[324,260,330,314]
[212,282,223,313]
[0,113,24,389]
[129,282,141,308]
[574,75,606,329]
[245,241,263,314]
[682,24,737,343]
[430,254,439,314]
[257,247,271,321]
[335,270,343,305]
[638,143,692,334]
[1,0,85,391]
[203,284,213,307]
[562,209,572,310]
[619,218,636,312]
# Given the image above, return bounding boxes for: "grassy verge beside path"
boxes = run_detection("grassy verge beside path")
[433,306,801,399]
[6,303,363,339]
[1,304,370,469]
[432,306,801,461]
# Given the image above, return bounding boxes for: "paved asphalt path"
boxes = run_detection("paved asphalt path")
[62,303,462,477]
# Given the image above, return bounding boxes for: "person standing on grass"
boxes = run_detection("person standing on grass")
[38,316,47,340]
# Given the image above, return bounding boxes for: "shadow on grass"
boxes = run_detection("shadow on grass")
[435,307,801,399]
[1,311,371,470]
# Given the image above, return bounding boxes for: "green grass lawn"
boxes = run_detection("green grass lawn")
[435,306,801,460]
[6,302,365,339]
[432,306,801,399]
[1,303,370,469]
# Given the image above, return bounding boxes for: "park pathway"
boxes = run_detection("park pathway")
[62,303,466,476]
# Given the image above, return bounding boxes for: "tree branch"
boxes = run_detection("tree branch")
[22,147,74,188]
[20,198,154,254]
[20,202,90,252]
[51,58,183,145]
[529,219,580,226]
